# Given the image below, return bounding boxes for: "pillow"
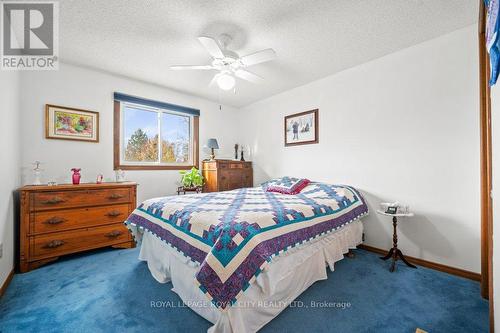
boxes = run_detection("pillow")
[260,178,281,189]
[265,177,310,195]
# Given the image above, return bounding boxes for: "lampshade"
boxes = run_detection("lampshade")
[207,138,219,149]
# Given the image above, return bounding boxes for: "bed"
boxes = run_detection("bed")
[126,182,368,333]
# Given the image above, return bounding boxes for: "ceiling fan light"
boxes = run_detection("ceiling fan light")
[217,74,235,90]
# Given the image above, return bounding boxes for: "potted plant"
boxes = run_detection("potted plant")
[179,167,204,192]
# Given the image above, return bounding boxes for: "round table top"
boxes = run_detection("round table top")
[376,209,414,217]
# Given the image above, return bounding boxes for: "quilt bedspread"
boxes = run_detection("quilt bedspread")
[125,182,368,309]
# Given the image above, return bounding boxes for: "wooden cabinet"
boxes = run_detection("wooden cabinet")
[202,160,253,192]
[18,182,137,272]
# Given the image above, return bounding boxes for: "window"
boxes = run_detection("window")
[114,93,199,170]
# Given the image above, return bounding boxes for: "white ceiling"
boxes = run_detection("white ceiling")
[59,0,478,107]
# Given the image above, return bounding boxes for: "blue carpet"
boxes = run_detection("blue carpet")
[0,248,488,332]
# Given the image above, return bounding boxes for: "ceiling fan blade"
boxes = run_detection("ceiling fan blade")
[209,73,220,87]
[198,36,225,59]
[240,48,276,66]
[235,69,263,83]
[170,65,214,70]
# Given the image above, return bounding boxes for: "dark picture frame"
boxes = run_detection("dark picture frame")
[284,109,319,146]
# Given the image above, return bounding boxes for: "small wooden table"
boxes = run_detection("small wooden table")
[177,186,203,195]
[376,210,417,272]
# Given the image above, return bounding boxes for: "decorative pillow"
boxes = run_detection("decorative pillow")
[260,178,280,188]
[265,177,311,195]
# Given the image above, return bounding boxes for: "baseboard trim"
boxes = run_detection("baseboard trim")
[0,269,14,297]
[358,244,481,282]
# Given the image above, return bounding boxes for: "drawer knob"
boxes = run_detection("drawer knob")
[43,217,67,225]
[105,230,123,238]
[106,210,123,217]
[43,240,65,249]
[108,193,125,200]
[40,197,65,205]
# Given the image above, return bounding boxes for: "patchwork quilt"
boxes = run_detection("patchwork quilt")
[125,182,368,310]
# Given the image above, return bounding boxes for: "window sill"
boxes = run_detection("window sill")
[114,164,197,171]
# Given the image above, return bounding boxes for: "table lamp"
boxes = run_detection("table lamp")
[207,138,219,160]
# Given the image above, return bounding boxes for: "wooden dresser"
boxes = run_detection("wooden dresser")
[18,182,137,272]
[202,160,253,192]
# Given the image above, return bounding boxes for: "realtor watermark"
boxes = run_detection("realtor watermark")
[150,300,352,310]
[1,1,58,70]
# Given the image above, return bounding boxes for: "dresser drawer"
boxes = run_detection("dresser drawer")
[31,224,130,259]
[32,188,131,211]
[32,204,130,234]
[219,162,249,169]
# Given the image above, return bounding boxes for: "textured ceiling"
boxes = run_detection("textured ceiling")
[59,0,478,107]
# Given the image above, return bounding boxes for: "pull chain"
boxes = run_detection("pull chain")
[218,87,222,111]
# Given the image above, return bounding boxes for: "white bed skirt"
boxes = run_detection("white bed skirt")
[138,219,363,333]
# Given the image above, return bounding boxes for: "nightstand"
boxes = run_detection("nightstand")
[376,210,417,272]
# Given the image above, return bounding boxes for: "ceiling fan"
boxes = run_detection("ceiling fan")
[170,34,276,91]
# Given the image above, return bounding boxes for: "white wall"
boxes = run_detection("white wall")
[20,63,240,202]
[0,71,21,287]
[238,25,480,272]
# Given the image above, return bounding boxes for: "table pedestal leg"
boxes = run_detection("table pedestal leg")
[380,248,393,260]
[396,249,417,269]
[379,216,417,271]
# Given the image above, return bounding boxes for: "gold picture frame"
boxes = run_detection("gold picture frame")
[45,104,99,143]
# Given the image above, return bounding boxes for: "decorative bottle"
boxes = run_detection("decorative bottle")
[71,168,81,185]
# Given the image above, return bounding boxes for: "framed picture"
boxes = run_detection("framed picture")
[385,206,398,214]
[284,109,318,146]
[45,104,99,142]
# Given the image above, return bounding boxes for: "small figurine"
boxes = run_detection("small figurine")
[71,168,81,185]
[96,174,103,184]
[32,161,43,185]
[240,147,245,162]
[234,144,239,160]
